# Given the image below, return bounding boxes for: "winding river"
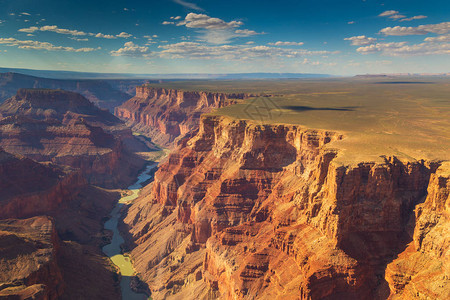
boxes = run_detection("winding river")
[102,163,157,300]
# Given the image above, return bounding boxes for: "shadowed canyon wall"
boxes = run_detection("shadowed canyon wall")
[0,88,145,188]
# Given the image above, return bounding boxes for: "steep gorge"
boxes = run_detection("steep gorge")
[123,114,449,299]
[115,86,251,147]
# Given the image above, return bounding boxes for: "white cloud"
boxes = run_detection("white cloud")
[172,0,204,11]
[20,12,31,16]
[178,13,243,30]
[348,21,355,24]
[268,41,304,46]
[110,41,152,58]
[356,41,450,56]
[424,34,450,42]
[18,26,39,33]
[380,22,450,36]
[176,13,260,44]
[157,42,337,60]
[0,37,99,52]
[399,15,428,22]
[171,16,182,20]
[39,25,87,36]
[379,10,399,17]
[93,33,116,39]
[344,35,377,46]
[162,21,175,25]
[116,32,132,38]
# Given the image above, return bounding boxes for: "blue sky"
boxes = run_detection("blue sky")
[0,0,449,75]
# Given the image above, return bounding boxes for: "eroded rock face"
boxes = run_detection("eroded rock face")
[123,114,448,299]
[115,86,250,147]
[0,216,64,300]
[385,162,449,300]
[0,89,145,188]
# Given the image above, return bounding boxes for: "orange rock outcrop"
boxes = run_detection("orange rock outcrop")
[115,86,250,147]
[123,115,449,299]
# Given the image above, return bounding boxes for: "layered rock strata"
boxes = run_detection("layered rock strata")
[0,88,145,187]
[115,86,250,147]
[123,114,448,299]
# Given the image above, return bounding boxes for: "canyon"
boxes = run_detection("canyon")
[118,81,449,299]
[0,147,122,299]
[0,79,448,300]
[115,86,251,147]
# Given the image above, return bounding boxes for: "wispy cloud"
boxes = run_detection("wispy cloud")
[356,41,450,56]
[18,25,133,39]
[399,15,427,22]
[379,10,399,17]
[268,41,304,46]
[19,25,86,36]
[378,10,428,23]
[157,42,337,60]
[172,0,204,11]
[69,37,89,42]
[0,37,99,52]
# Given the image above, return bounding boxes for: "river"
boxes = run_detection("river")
[102,163,157,300]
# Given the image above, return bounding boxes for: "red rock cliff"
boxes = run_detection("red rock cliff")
[115,86,250,147]
[122,115,448,299]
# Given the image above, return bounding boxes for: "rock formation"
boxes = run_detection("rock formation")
[122,114,449,299]
[115,86,250,147]
[0,216,64,300]
[0,88,145,188]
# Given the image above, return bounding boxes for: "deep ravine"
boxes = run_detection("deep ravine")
[103,163,157,300]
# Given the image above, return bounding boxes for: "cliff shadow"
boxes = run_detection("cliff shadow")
[281,105,357,112]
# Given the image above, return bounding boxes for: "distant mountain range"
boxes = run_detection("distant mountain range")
[0,67,333,80]
[0,72,153,111]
